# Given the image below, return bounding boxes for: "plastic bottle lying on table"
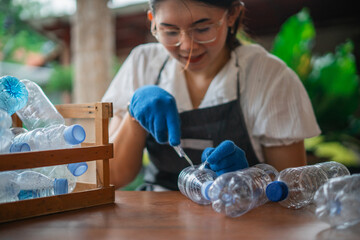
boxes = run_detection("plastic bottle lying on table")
[206,164,279,217]
[314,174,360,229]
[178,162,217,205]
[266,162,350,209]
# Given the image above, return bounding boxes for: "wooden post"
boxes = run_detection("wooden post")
[72,0,114,104]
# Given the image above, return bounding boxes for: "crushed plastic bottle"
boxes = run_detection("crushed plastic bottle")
[11,124,86,151]
[0,170,68,203]
[266,162,350,209]
[207,164,279,217]
[16,79,64,130]
[314,174,360,229]
[178,162,217,205]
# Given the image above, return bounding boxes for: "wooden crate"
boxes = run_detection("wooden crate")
[0,102,115,223]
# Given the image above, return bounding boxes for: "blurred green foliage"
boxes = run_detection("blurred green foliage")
[271,8,360,166]
[0,0,49,63]
[46,64,73,93]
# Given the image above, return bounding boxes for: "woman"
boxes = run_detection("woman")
[102,0,321,190]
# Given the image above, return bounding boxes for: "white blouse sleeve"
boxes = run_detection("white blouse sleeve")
[250,52,321,147]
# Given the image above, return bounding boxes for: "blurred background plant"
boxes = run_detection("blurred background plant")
[270,8,360,172]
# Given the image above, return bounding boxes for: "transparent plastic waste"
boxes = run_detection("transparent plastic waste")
[207,164,279,217]
[11,124,86,151]
[178,162,217,205]
[0,75,28,115]
[315,161,350,179]
[0,170,68,203]
[266,162,350,209]
[314,174,360,229]
[16,79,65,130]
[0,109,30,153]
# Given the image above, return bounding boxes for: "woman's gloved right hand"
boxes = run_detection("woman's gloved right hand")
[128,85,181,146]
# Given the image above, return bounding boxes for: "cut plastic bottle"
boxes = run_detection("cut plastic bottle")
[178,162,217,205]
[314,174,360,229]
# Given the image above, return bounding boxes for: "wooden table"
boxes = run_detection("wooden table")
[0,191,359,240]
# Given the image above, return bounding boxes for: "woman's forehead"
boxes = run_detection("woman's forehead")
[154,1,222,25]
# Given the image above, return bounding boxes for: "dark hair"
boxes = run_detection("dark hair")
[148,0,245,50]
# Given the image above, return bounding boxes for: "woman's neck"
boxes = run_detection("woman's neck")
[184,47,231,109]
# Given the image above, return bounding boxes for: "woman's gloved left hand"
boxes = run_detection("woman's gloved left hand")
[201,140,249,176]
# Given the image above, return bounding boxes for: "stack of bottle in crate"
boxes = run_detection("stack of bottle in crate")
[178,155,360,229]
[0,75,88,203]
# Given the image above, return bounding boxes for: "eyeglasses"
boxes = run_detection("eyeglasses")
[151,11,228,47]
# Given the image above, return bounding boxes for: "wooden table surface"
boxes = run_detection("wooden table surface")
[0,191,359,240]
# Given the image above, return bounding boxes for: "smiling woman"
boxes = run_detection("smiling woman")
[102,0,321,191]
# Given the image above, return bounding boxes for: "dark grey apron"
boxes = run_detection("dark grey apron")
[142,55,260,190]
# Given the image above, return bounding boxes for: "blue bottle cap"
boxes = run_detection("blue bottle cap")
[0,75,28,115]
[266,181,289,202]
[201,181,213,200]
[67,162,88,177]
[54,178,68,195]
[63,124,86,145]
[9,142,31,153]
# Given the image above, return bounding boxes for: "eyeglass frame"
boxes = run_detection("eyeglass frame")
[151,10,229,47]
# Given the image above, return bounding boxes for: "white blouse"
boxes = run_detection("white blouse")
[102,43,321,162]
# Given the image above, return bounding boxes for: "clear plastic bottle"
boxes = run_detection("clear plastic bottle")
[207,164,279,217]
[266,165,329,209]
[11,124,86,151]
[32,162,89,192]
[314,174,360,229]
[0,170,68,203]
[0,109,30,153]
[16,79,64,130]
[266,162,351,209]
[178,162,217,205]
[0,75,28,115]
[315,161,350,179]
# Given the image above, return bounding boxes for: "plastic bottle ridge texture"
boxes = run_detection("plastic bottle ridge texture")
[266,161,350,209]
[206,164,279,217]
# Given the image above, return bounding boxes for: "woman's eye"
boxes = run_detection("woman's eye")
[194,26,211,34]
[164,30,179,37]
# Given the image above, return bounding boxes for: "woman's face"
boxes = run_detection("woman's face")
[153,0,231,72]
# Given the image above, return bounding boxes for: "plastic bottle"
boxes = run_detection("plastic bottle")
[33,162,89,192]
[0,109,30,153]
[11,124,86,151]
[266,162,351,209]
[0,75,28,115]
[178,162,217,205]
[314,174,360,229]
[16,79,64,130]
[0,170,68,203]
[266,165,329,209]
[315,161,350,179]
[206,164,279,217]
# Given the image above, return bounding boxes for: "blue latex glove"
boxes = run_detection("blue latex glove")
[129,85,181,146]
[201,140,249,176]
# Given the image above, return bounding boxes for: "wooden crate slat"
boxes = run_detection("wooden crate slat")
[0,186,115,223]
[0,144,113,171]
[55,103,97,119]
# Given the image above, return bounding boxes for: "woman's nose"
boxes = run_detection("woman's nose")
[179,32,198,50]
